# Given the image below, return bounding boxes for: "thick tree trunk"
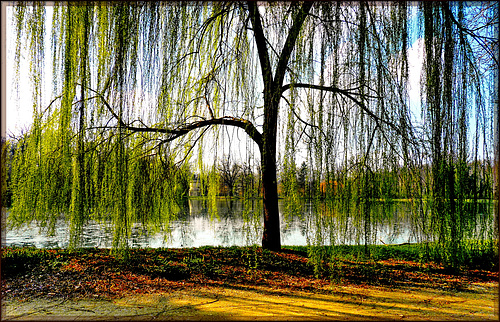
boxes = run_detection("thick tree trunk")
[247,1,312,251]
[260,134,281,251]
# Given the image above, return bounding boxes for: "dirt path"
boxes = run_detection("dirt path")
[2,282,498,321]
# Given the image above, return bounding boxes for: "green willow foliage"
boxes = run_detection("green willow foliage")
[417,2,497,268]
[8,2,498,267]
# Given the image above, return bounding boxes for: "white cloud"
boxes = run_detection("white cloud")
[407,37,425,125]
[407,38,424,105]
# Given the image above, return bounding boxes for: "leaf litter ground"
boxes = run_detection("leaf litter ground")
[1,246,498,320]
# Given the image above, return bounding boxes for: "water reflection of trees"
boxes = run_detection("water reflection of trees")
[5,199,495,254]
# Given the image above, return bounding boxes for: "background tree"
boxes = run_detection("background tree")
[297,161,308,197]
[218,156,241,197]
[238,161,257,199]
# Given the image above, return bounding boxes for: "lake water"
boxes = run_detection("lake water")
[2,199,493,249]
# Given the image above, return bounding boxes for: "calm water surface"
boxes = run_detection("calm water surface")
[5,199,487,249]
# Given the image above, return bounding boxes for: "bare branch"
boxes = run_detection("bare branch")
[281,83,416,145]
[124,116,262,147]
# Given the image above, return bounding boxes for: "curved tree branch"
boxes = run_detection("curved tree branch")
[281,82,416,145]
[85,85,262,148]
[127,116,262,148]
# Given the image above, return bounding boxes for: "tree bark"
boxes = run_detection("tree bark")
[260,135,281,251]
[248,1,313,251]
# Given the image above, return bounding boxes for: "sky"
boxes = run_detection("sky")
[4,5,48,137]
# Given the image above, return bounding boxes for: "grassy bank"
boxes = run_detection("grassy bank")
[287,240,499,272]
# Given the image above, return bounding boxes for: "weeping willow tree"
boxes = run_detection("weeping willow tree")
[7,1,498,258]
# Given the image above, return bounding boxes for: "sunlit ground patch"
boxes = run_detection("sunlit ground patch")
[3,282,497,321]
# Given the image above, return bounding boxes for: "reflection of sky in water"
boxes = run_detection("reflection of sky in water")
[3,200,494,248]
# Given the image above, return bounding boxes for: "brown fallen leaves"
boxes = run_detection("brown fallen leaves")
[1,246,498,302]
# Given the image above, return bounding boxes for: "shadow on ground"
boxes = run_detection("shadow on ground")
[2,281,498,321]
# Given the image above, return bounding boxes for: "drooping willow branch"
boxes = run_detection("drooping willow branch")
[85,86,263,148]
[280,94,327,139]
[442,4,498,67]
[272,1,314,89]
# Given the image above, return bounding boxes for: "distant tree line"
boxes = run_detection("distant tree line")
[3,133,493,212]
